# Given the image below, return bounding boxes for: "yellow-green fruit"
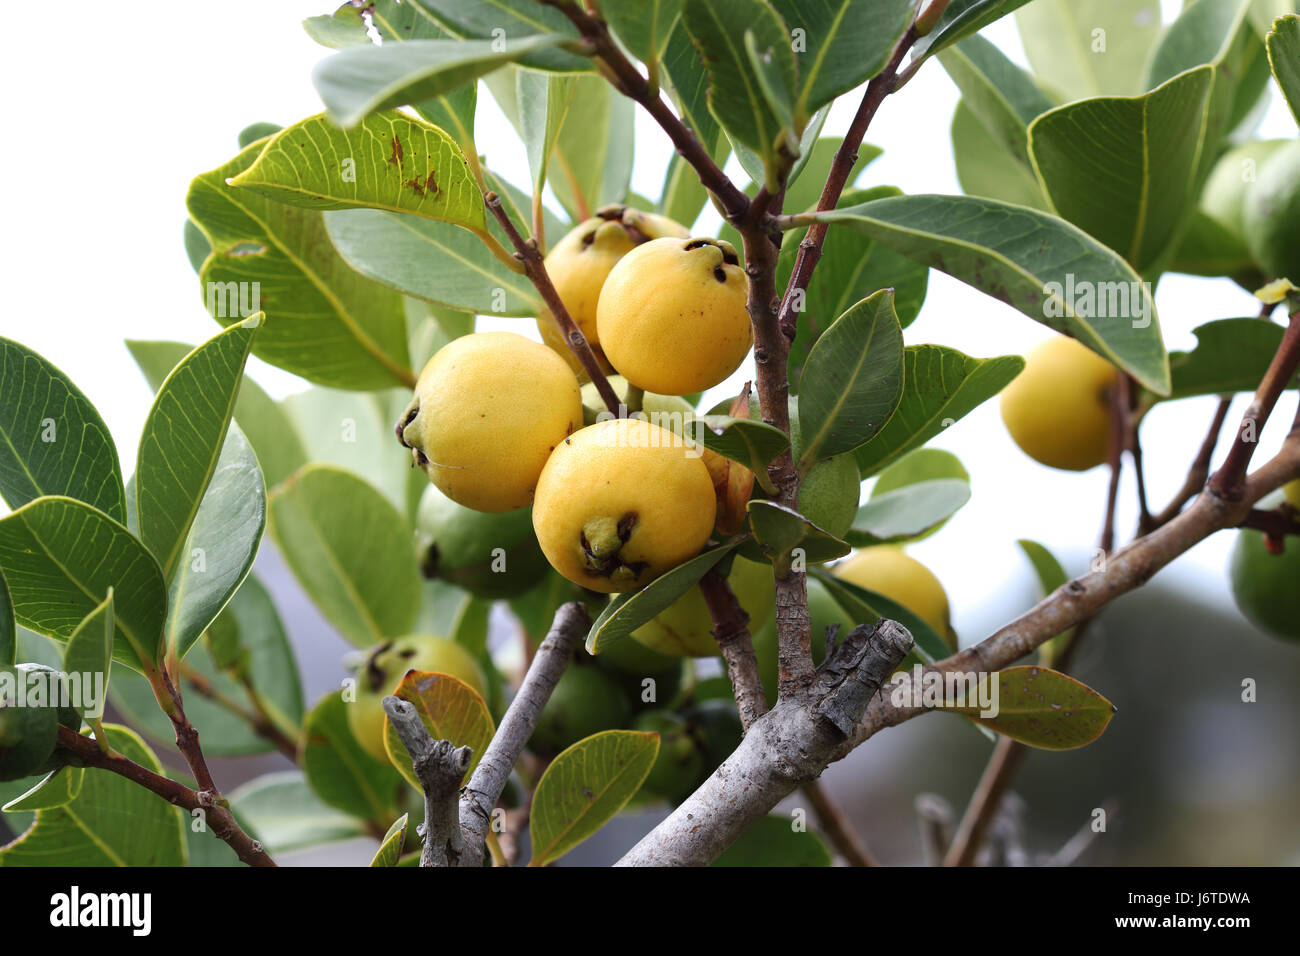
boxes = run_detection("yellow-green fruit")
[1000,335,1116,471]
[532,418,717,593]
[1285,479,1300,511]
[399,332,582,512]
[579,375,698,428]
[1243,139,1300,282]
[347,636,487,763]
[596,237,752,395]
[537,212,689,378]
[833,546,953,644]
[1229,529,1300,642]
[1202,140,1287,238]
[752,577,853,707]
[532,666,631,751]
[631,557,775,657]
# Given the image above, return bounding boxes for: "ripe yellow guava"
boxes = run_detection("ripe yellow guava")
[398,331,583,513]
[630,556,775,657]
[1229,527,1300,642]
[346,636,487,763]
[596,237,752,395]
[833,546,954,647]
[1243,139,1300,283]
[537,210,689,378]
[532,418,717,592]
[1285,479,1300,512]
[999,335,1116,471]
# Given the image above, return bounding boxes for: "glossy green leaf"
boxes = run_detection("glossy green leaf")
[183,218,211,274]
[410,0,592,72]
[0,573,13,666]
[663,19,726,152]
[796,290,905,465]
[811,567,951,663]
[949,666,1116,750]
[807,195,1169,395]
[371,813,409,866]
[301,693,405,823]
[1028,66,1215,272]
[549,76,636,224]
[0,339,125,523]
[603,0,684,65]
[0,498,166,670]
[135,319,258,582]
[1165,317,1287,399]
[125,339,307,489]
[63,591,112,719]
[848,479,971,547]
[587,543,739,654]
[3,767,84,813]
[0,726,185,866]
[728,102,829,195]
[696,415,790,479]
[747,501,852,573]
[1268,13,1300,125]
[229,770,369,855]
[314,36,566,129]
[950,100,1049,209]
[269,465,419,648]
[529,729,660,866]
[938,34,1052,167]
[682,0,795,186]
[909,0,1038,64]
[302,4,368,49]
[853,346,1024,478]
[772,0,914,118]
[518,70,576,207]
[1016,1,1162,99]
[188,139,411,390]
[1169,208,1259,279]
[712,814,832,866]
[109,574,303,758]
[383,669,495,790]
[1016,538,1073,665]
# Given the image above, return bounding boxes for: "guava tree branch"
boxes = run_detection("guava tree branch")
[179,664,299,763]
[382,697,473,867]
[617,620,913,866]
[801,778,877,866]
[697,569,767,730]
[458,601,590,867]
[54,725,276,868]
[483,192,621,414]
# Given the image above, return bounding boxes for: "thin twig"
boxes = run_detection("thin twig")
[802,778,878,866]
[1150,397,1232,528]
[55,725,275,867]
[179,664,299,762]
[915,793,955,865]
[943,736,1026,866]
[697,569,767,730]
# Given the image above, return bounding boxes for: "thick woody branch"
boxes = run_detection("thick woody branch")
[458,601,590,867]
[616,620,912,866]
[55,725,275,867]
[697,569,767,730]
[483,192,621,414]
[382,696,472,867]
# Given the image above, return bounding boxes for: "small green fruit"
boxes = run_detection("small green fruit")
[1243,139,1300,282]
[632,710,705,802]
[1202,140,1287,238]
[532,666,631,752]
[0,664,61,782]
[592,636,683,709]
[414,484,549,599]
[682,699,743,780]
[1228,528,1300,642]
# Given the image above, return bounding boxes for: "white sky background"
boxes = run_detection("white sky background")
[0,0,1295,643]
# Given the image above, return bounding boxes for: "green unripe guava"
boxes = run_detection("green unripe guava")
[415,484,549,599]
[1228,528,1300,642]
[0,664,62,782]
[630,556,775,658]
[1243,139,1300,283]
[682,699,743,779]
[632,710,705,802]
[1202,140,1287,238]
[592,636,684,709]
[532,665,631,752]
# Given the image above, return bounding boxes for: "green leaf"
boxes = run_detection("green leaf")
[950,100,1049,209]
[796,290,905,466]
[63,591,113,719]
[947,666,1116,750]
[529,729,660,866]
[109,574,304,758]
[909,0,1038,64]
[135,319,258,583]
[0,726,185,866]
[237,122,283,149]
[712,814,832,866]
[1016,0,1162,99]
[811,568,951,663]
[587,543,739,654]
[781,138,883,217]
[938,34,1053,168]
[450,595,491,657]
[773,0,915,118]
[0,338,125,523]
[548,76,636,224]
[0,572,13,666]
[184,218,211,274]
[747,501,852,573]
[125,339,307,489]
[314,36,567,129]
[187,139,411,390]
[303,4,368,49]
[682,0,795,187]
[229,770,369,855]
[696,415,790,481]
[808,194,1170,395]
[301,693,405,823]
[873,446,970,491]
[1015,539,1073,665]
[602,0,684,65]
[1164,317,1287,400]
[371,813,409,866]
[0,498,166,670]
[848,479,971,547]
[1268,13,1300,126]
[3,767,84,813]
[269,465,420,648]
[410,0,592,72]
[663,19,726,153]
[728,102,829,196]
[1169,208,1259,279]
[383,669,495,790]
[518,70,577,205]
[1028,66,1215,273]
[853,346,1024,477]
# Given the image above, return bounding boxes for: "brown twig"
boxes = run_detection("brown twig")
[179,664,299,762]
[1150,397,1233,528]
[483,192,621,414]
[697,569,767,730]
[1239,506,1300,538]
[55,725,275,867]
[802,778,878,866]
